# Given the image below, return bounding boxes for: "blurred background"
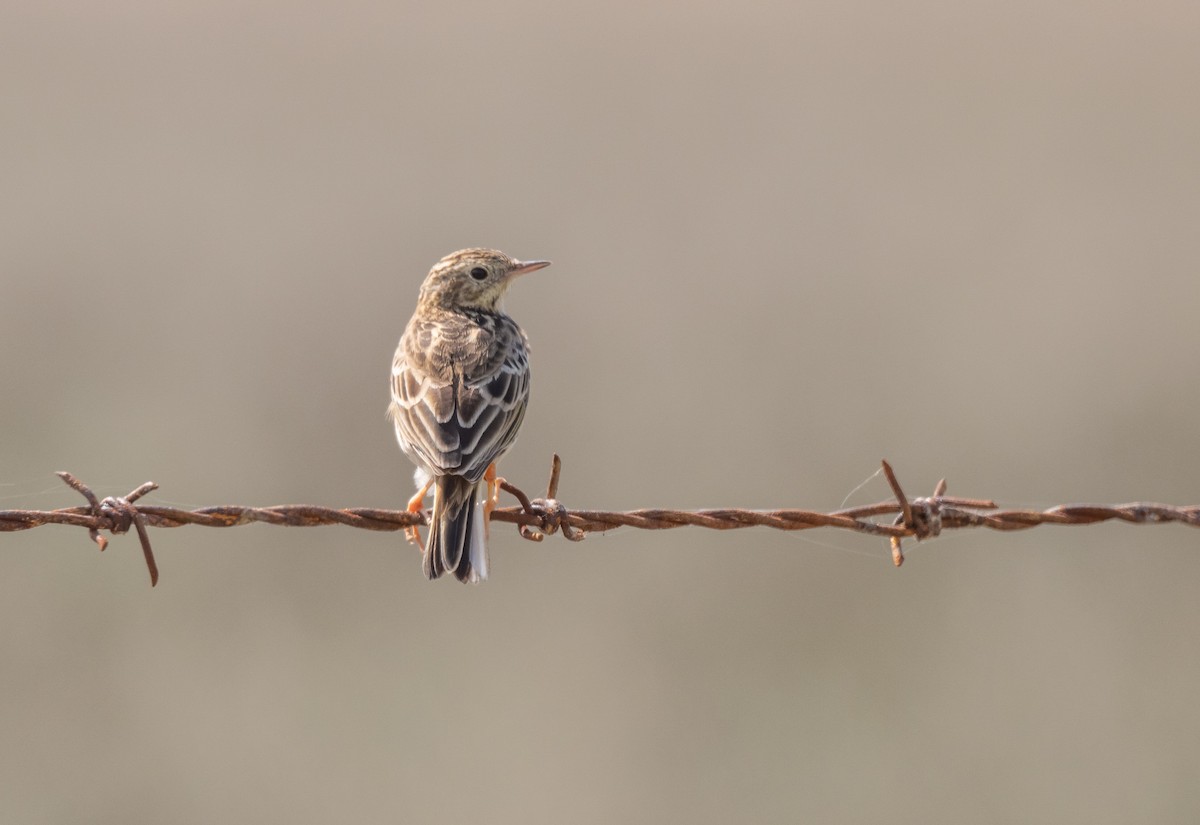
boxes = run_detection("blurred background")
[2,1,1198,822]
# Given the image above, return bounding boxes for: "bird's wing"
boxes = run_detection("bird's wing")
[390,316,529,483]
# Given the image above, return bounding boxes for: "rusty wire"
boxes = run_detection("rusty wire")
[1,455,1197,586]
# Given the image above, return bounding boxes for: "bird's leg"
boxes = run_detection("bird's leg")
[484,462,503,537]
[405,478,433,545]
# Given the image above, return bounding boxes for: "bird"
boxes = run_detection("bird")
[388,248,550,582]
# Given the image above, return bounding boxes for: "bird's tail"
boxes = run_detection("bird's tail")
[424,476,488,583]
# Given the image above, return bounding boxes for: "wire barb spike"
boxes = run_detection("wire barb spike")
[55,472,160,586]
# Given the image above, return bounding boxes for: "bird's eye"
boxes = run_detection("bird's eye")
[469,267,488,281]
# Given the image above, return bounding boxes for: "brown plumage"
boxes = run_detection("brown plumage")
[388,249,549,582]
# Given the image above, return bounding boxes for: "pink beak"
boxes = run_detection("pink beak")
[510,259,551,276]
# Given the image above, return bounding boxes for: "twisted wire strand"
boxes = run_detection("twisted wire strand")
[0,457,1195,586]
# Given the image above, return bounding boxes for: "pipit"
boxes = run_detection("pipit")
[388,248,549,582]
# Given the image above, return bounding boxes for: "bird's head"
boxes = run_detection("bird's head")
[417,248,550,311]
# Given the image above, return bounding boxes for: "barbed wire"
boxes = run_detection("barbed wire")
[1,455,1196,586]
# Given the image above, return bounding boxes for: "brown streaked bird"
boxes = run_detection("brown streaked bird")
[388,248,549,582]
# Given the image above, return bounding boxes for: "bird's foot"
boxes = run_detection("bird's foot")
[484,463,503,538]
[405,479,432,546]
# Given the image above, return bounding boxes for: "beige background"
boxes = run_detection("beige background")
[2,1,1199,822]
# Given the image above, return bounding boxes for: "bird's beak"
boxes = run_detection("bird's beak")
[509,259,551,277]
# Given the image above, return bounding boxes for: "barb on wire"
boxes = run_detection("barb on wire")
[55,472,160,586]
[0,456,1196,586]
[499,454,585,543]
